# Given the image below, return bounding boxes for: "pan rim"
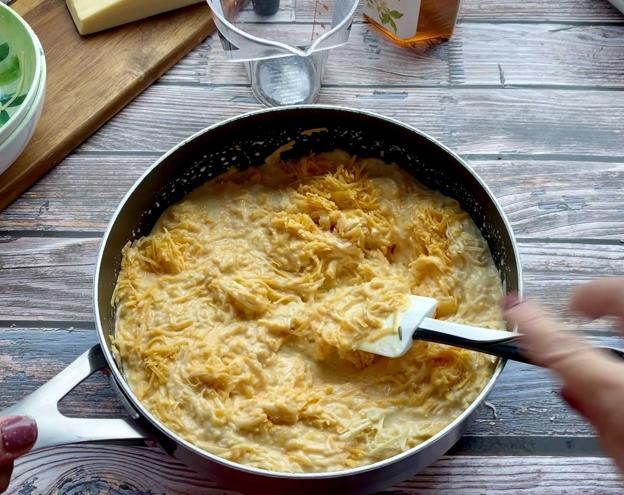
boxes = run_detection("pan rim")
[94,104,523,480]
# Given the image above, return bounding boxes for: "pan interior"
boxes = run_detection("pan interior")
[96,108,520,473]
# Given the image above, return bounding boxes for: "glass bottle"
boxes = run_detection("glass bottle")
[363,0,462,46]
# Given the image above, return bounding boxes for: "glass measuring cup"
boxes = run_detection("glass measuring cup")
[206,0,359,106]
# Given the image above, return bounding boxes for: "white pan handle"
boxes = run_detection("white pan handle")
[1,345,148,450]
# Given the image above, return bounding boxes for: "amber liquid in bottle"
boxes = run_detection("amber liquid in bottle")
[365,0,461,46]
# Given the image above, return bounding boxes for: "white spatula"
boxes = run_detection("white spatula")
[357,295,624,364]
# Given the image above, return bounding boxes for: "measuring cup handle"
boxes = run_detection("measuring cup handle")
[1,345,148,451]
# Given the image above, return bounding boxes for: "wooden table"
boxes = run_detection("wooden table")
[2,0,624,493]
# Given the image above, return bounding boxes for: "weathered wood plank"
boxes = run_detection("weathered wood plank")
[165,23,448,86]
[5,445,621,495]
[459,0,623,22]
[0,237,96,322]
[292,0,624,23]
[0,155,156,233]
[2,155,623,239]
[452,23,624,87]
[0,155,155,232]
[2,327,622,438]
[1,238,623,323]
[6,445,224,495]
[75,85,624,157]
[473,160,624,240]
[2,1,622,492]
[164,22,624,87]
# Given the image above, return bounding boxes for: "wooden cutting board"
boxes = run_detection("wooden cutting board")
[0,0,216,211]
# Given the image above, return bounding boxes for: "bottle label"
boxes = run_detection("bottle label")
[364,0,421,39]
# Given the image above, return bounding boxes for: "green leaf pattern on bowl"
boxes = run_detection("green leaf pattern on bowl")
[0,40,26,125]
[0,0,39,135]
[0,42,9,61]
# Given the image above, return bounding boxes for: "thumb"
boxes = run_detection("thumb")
[0,416,37,493]
[503,298,624,427]
[0,416,37,465]
[570,277,624,324]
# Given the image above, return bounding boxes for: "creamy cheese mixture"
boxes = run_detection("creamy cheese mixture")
[112,150,503,473]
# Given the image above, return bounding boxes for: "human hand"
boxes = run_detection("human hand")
[0,416,37,493]
[503,277,624,473]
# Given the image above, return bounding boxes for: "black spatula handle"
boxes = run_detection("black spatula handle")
[416,328,624,366]
[416,329,533,364]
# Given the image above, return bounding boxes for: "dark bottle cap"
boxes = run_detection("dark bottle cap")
[252,0,280,16]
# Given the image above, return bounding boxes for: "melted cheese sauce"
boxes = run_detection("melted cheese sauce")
[112,150,503,473]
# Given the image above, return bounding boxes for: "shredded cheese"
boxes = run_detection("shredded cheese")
[112,150,503,473]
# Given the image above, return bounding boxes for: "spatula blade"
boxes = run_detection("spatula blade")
[357,295,438,358]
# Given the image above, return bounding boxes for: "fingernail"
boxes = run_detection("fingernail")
[502,292,522,311]
[0,416,37,454]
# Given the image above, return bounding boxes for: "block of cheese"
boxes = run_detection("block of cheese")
[66,0,205,35]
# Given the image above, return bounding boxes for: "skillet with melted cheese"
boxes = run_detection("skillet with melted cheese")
[112,150,504,472]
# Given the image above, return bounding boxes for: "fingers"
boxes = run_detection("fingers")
[504,293,624,470]
[504,297,624,425]
[0,462,13,494]
[504,297,609,375]
[570,277,624,321]
[0,416,37,466]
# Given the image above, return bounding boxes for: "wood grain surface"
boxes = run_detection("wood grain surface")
[163,22,624,87]
[1,0,623,493]
[293,0,624,23]
[1,327,622,438]
[4,447,622,495]
[63,85,623,157]
[1,237,623,325]
[1,155,623,239]
[0,0,215,212]
[2,446,621,495]
[459,0,623,22]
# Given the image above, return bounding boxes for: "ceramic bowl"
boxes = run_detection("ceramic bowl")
[0,56,45,175]
[0,2,46,174]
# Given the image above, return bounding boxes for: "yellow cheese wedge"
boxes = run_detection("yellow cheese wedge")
[66,0,205,35]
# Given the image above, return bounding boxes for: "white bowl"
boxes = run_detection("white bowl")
[0,3,46,175]
[0,60,46,175]
[0,3,46,145]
